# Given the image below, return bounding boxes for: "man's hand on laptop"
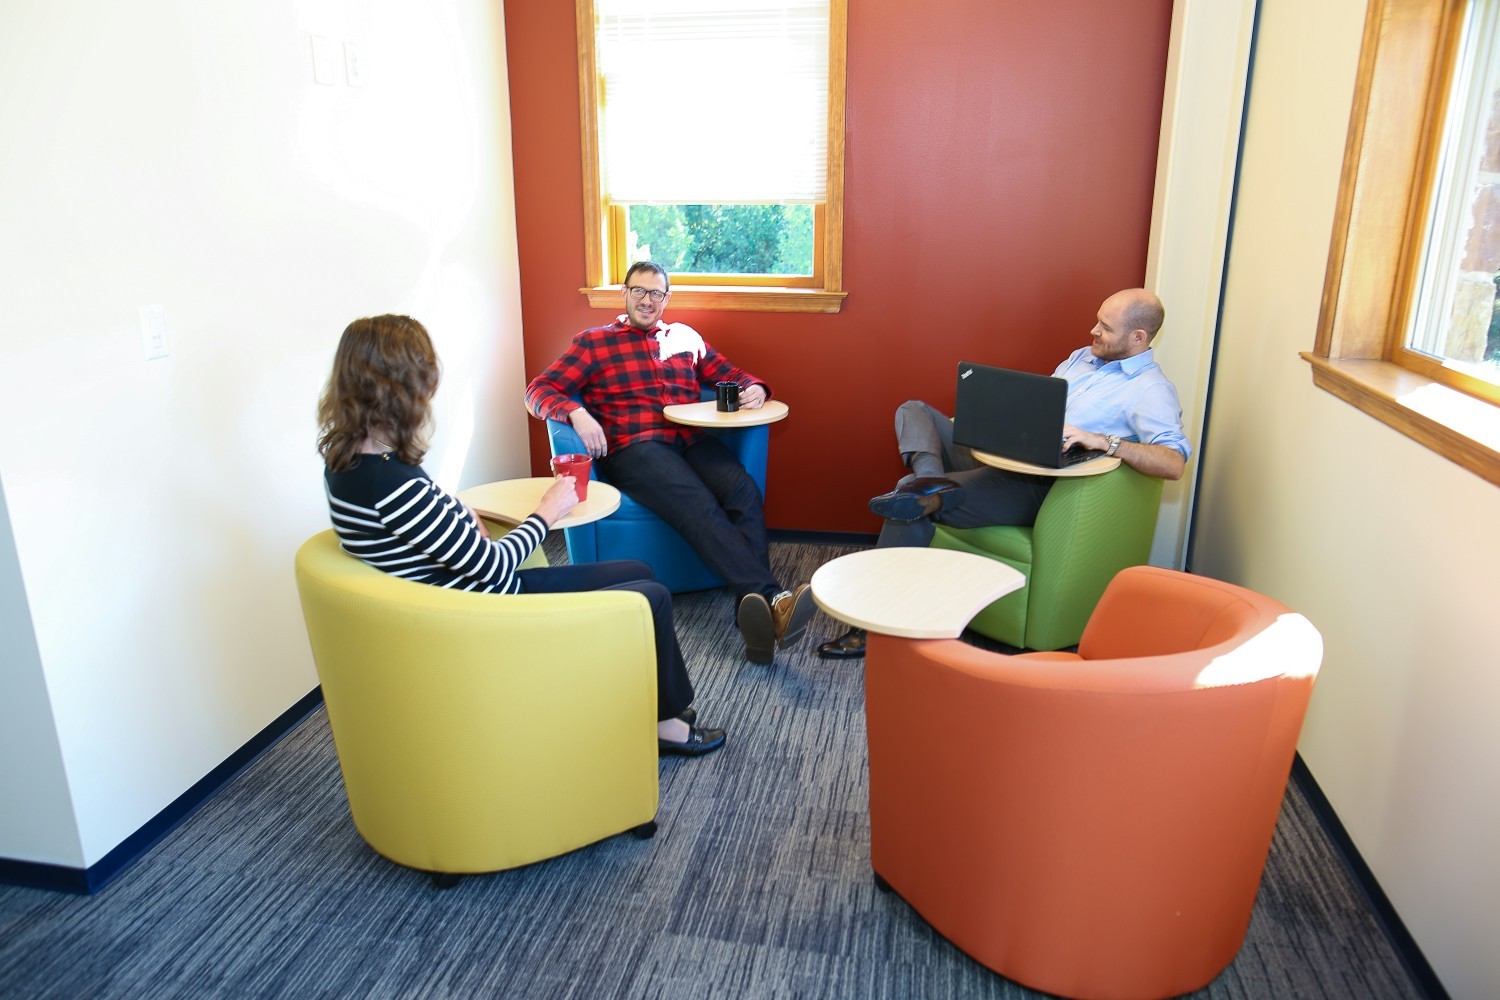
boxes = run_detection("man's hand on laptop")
[1061,424,1106,453]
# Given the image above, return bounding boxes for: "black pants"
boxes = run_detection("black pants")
[515,559,693,720]
[599,436,779,601]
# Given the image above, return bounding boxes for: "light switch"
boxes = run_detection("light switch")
[139,304,170,361]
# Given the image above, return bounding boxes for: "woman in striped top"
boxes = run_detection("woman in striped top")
[317,315,725,757]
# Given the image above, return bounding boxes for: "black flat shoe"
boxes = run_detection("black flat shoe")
[816,627,868,659]
[677,706,697,725]
[659,725,727,757]
[868,477,965,521]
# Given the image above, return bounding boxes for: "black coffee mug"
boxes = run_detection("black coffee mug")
[715,381,741,412]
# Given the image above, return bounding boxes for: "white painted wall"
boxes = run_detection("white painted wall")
[1191,0,1500,995]
[0,476,81,864]
[0,0,528,868]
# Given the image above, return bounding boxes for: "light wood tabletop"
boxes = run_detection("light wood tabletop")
[971,448,1120,477]
[662,398,790,428]
[810,547,1025,639]
[457,478,621,530]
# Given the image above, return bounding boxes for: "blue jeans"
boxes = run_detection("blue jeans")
[599,436,780,601]
[516,559,693,720]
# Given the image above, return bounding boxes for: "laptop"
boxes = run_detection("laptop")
[951,361,1106,469]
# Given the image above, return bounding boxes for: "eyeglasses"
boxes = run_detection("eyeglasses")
[626,286,668,303]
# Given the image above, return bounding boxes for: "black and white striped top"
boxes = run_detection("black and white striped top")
[324,453,545,594]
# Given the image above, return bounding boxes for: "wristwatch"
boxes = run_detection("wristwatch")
[1105,435,1122,457]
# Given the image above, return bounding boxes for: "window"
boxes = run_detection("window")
[1306,0,1500,486]
[1405,0,1500,399]
[575,0,847,313]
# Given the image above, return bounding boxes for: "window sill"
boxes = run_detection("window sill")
[583,285,847,314]
[1301,353,1500,487]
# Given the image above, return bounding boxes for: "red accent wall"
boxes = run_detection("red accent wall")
[504,0,1171,534]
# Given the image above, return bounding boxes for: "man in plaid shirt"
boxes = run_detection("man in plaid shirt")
[525,261,815,666]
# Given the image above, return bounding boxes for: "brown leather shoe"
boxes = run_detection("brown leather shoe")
[816,627,867,659]
[772,584,816,649]
[738,593,775,664]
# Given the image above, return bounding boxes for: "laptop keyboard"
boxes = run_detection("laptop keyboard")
[1061,446,1107,466]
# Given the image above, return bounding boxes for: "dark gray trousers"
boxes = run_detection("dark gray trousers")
[876,400,1053,547]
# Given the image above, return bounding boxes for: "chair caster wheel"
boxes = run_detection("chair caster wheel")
[873,871,892,893]
[432,872,461,890]
[631,820,658,840]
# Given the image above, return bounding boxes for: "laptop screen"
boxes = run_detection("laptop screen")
[951,362,1070,468]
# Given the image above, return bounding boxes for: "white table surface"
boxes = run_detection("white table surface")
[457,478,621,530]
[662,398,790,428]
[971,448,1120,478]
[809,547,1025,639]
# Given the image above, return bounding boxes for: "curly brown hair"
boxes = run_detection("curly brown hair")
[317,315,440,472]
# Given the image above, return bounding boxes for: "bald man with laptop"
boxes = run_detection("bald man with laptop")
[816,288,1193,660]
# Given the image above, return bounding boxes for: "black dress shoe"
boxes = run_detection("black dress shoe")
[677,706,697,726]
[868,477,965,521]
[659,725,727,757]
[816,627,868,659]
[737,593,776,664]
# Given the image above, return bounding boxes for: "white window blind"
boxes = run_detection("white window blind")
[595,0,830,205]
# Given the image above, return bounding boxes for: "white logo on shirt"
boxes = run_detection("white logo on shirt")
[655,322,707,364]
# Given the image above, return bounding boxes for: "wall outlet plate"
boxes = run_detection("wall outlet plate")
[311,35,339,86]
[344,41,365,87]
[139,304,169,361]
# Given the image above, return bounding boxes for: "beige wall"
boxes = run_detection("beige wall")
[1144,0,1258,568]
[1192,0,1500,995]
[0,0,528,868]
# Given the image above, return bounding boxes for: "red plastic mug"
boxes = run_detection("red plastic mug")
[550,453,592,501]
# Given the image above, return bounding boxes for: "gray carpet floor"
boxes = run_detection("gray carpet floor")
[0,541,1428,998]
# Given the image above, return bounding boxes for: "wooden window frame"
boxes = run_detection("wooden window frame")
[606,204,827,290]
[1304,0,1500,486]
[574,0,848,314]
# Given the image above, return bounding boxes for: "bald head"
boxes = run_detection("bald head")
[1090,289,1165,362]
[1109,288,1164,337]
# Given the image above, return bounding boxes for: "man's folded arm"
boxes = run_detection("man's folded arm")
[1115,439,1186,481]
[699,350,771,400]
[524,355,589,421]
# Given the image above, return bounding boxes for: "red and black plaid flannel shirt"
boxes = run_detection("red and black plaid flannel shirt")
[524,317,771,451]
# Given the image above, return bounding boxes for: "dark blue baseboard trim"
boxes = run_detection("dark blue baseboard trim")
[769,527,876,547]
[1292,754,1449,999]
[0,687,324,895]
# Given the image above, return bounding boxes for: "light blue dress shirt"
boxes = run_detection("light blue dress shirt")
[1052,347,1192,459]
